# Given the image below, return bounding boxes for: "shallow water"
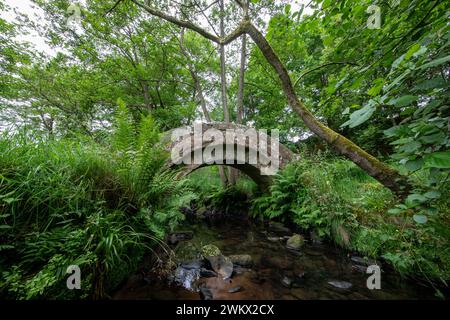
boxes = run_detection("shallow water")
[114,220,438,300]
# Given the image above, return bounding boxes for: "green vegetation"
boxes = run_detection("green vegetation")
[0,104,194,299]
[252,153,449,292]
[0,0,448,299]
[187,168,257,215]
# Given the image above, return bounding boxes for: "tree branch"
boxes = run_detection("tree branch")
[222,19,248,44]
[130,0,220,43]
[104,0,125,16]
[293,62,359,87]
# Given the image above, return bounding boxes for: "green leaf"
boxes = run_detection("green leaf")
[404,44,421,60]
[385,69,412,91]
[399,141,421,153]
[388,208,403,215]
[383,126,401,137]
[406,193,427,205]
[414,78,447,90]
[388,95,418,107]
[367,78,384,96]
[413,214,428,224]
[424,191,441,199]
[0,244,14,251]
[2,197,18,204]
[285,4,291,14]
[391,54,405,69]
[424,207,438,215]
[405,158,423,171]
[391,137,413,145]
[341,103,376,128]
[424,152,450,169]
[420,132,445,144]
[412,46,427,58]
[419,55,450,70]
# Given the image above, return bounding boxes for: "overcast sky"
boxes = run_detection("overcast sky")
[2,0,314,56]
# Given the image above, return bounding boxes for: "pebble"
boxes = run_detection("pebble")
[328,280,353,289]
[228,286,242,293]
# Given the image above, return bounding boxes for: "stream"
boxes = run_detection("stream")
[114,218,437,300]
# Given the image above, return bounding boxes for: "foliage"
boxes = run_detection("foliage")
[0,0,448,298]
[0,104,192,299]
[187,167,257,215]
[252,154,449,285]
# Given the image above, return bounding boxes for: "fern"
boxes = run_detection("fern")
[112,98,136,165]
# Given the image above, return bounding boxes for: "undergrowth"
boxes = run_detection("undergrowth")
[251,152,449,294]
[0,101,194,299]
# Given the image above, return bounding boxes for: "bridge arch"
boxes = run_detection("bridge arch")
[162,123,298,191]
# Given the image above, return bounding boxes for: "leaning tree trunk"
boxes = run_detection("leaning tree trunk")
[129,0,411,197]
[245,22,409,196]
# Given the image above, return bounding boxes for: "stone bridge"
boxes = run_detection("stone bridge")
[162,123,298,191]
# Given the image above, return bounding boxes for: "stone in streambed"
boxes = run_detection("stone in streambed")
[173,266,200,291]
[181,260,203,270]
[199,284,213,300]
[229,254,253,267]
[228,286,242,293]
[200,268,217,278]
[207,255,233,280]
[167,231,194,245]
[281,276,293,288]
[328,280,353,289]
[201,244,222,257]
[286,234,305,250]
[201,245,233,280]
[268,222,291,234]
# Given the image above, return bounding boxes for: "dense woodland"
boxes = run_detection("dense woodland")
[0,0,449,299]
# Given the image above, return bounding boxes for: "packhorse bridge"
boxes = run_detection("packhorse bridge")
[163,122,298,191]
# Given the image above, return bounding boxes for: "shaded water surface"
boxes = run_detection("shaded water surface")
[114,220,437,300]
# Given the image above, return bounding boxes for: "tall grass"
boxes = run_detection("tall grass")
[0,102,194,299]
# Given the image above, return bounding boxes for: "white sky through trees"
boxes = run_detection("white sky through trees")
[2,0,314,56]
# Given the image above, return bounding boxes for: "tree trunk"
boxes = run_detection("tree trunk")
[219,0,229,124]
[141,81,152,111]
[179,29,211,122]
[245,22,409,196]
[236,34,246,124]
[219,0,231,186]
[180,28,227,185]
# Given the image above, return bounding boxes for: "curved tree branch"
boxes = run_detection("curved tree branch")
[293,61,359,88]
[131,0,220,43]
